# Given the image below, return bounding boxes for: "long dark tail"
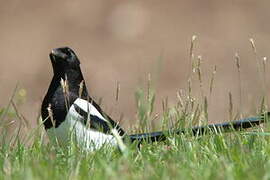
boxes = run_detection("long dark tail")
[128,113,269,143]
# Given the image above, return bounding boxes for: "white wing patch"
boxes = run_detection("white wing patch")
[46,100,117,151]
[73,98,108,122]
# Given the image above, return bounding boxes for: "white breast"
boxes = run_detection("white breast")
[47,101,117,151]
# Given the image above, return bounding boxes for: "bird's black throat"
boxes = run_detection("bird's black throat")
[41,67,88,130]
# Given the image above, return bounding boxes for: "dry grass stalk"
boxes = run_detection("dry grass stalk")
[203,96,208,121]
[209,65,217,97]
[47,104,55,127]
[115,81,120,101]
[176,91,184,109]
[79,80,84,99]
[234,53,242,116]
[147,73,151,102]
[189,35,197,75]
[11,100,29,129]
[60,76,70,110]
[249,38,263,90]
[262,57,268,106]
[228,92,233,120]
[197,55,204,99]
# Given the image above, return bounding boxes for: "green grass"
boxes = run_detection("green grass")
[1,37,270,179]
[0,126,270,179]
[0,85,269,180]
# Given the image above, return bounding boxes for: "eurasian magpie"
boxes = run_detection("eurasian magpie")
[41,47,267,151]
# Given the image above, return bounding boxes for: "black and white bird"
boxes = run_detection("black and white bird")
[41,47,267,151]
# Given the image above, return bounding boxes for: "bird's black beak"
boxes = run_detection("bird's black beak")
[49,48,67,62]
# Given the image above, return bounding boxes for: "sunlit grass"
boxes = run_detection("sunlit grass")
[0,125,269,179]
[0,36,270,179]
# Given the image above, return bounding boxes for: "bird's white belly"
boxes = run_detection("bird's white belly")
[47,105,117,151]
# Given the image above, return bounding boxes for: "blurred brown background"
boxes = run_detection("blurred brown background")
[1,0,270,129]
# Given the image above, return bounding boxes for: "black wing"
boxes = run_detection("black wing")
[73,102,125,136]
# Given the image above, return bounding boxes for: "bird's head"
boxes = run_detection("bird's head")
[49,47,81,74]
